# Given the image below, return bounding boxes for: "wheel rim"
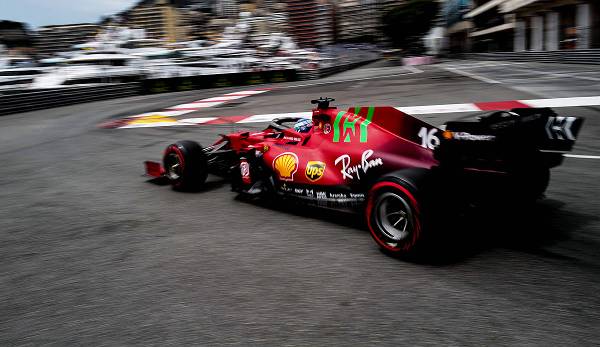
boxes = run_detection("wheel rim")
[164,152,182,180]
[374,192,414,242]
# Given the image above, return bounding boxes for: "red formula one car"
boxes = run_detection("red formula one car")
[145,97,583,257]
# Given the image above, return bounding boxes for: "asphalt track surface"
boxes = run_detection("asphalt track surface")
[2,60,600,345]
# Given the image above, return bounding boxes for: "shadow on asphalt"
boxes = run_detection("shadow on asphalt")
[147,175,229,192]
[409,198,598,266]
[149,172,596,266]
[235,192,596,266]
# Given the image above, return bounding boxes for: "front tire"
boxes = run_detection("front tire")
[163,140,208,191]
[366,180,424,257]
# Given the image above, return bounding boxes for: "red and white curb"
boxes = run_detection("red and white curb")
[101,95,600,129]
[164,89,271,111]
[100,88,271,128]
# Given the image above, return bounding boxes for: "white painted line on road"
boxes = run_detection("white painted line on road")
[441,66,503,84]
[442,61,528,69]
[178,117,219,124]
[165,89,271,111]
[515,65,600,82]
[446,61,600,84]
[564,154,600,159]
[522,96,600,108]
[404,65,423,73]
[396,103,480,114]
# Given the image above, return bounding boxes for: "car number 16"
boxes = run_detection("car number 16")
[418,127,440,150]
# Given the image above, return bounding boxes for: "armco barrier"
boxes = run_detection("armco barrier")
[141,69,298,94]
[0,62,375,115]
[315,59,379,79]
[0,83,140,116]
[465,49,600,65]
[0,70,298,115]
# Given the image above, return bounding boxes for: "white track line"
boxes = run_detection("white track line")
[514,65,600,82]
[396,103,480,115]
[404,65,423,73]
[522,96,600,108]
[441,66,503,84]
[564,154,600,159]
[442,61,600,85]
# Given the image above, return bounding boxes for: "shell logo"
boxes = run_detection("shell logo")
[273,152,299,181]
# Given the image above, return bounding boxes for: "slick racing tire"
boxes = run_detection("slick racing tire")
[366,180,424,257]
[163,140,208,191]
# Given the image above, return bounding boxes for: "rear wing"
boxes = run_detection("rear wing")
[435,108,584,169]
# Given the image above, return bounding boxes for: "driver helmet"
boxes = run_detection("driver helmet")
[294,118,313,133]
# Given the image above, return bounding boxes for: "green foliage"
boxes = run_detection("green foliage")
[382,0,439,51]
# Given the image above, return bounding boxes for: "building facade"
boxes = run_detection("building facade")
[125,0,193,43]
[215,0,240,18]
[35,24,100,57]
[508,0,600,51]
[464,0,600,52]
[465,0,515,52]
[443,0,472,53]
[335,0,398,42]
[285,0,335,47]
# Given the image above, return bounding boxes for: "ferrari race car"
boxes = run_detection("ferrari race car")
[145,97,583,257]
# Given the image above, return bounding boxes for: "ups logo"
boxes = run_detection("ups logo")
[305,161,326,182]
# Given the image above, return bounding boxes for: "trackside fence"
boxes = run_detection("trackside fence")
[0,83,140,116]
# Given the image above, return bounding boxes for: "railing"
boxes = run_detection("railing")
[0,60,378,116]
[0,70,299,116]
[301,59,380,80]
[0,83,140,116]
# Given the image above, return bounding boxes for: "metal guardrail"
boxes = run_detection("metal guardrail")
[465,49,600,65]
[297,59,380,80]
[141,69,298,94]
[0,83,140,116]
[0,61,375,116]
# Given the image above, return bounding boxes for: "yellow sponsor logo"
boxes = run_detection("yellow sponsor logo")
[128,114,177,125]
[273,152,299,181]
[305,161,325,182]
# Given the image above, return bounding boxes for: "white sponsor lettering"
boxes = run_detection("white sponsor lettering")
[452,132,496,141]
[334,149,383,180]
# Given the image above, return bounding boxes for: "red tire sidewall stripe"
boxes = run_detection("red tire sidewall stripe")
[366,181,421,252]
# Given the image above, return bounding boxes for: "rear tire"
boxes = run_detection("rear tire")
[163,140,208,191]
[366,180,425,257]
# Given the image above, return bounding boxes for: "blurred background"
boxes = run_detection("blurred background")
[2,0,597,94]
